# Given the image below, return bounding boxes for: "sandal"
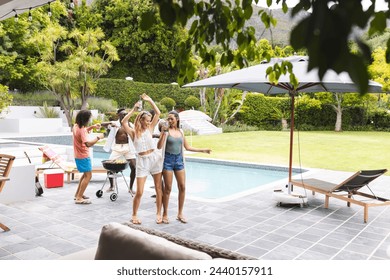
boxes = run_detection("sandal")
[162,217,169,224]
[74,195,89,200]
[131,217,141,225]
[176,216,187,224]
[156,216,163,224]
[75,200,91,205]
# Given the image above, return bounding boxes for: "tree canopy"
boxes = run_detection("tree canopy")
[148,0,389,93]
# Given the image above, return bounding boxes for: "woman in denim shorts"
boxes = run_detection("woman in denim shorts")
[158,110,211,224]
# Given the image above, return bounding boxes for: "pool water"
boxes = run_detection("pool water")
[93,152,300,201]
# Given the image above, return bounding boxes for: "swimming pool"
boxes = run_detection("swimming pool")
[94,151,304,201]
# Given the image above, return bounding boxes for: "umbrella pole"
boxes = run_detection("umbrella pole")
[288,92,295,194]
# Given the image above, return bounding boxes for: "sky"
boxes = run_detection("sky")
[255,0,389,11]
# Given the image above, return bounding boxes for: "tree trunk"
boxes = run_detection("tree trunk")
[335,108,342,132]
[333,93,343,132]
[213,88,224,123]
[199,88,206,111]
[281,118,288,130]
[223,91,248,125]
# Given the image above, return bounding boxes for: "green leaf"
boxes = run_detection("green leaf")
[282,2,288,13]
[140,11,157,30]
[369,11,387,36]
[159,3,176,26]
[243,5,253,19]
[386,39,390,63]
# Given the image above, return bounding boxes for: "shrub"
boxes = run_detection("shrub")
[184,95,201,110]
[35,101,60,118]
[0,85,13,115]
[87,97,118,114]
[160,97,176,111]
[11,91,58,106]
[220,123,259,133]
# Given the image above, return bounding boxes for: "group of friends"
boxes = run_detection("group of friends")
[72,94,211,225]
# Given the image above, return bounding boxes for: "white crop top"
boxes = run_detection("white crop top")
[133,129,156,153]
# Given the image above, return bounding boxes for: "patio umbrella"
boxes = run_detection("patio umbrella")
[183,56,383,193]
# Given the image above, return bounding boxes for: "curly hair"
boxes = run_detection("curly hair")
[75,110,92,128]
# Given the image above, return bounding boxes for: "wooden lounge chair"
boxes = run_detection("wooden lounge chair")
[0,154,15,231]
[38,145,106,183]
[291,169,389,223]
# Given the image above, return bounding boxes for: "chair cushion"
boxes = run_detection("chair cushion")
[94,222,212,260]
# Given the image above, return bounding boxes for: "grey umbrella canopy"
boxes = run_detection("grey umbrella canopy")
[183,56,383,189]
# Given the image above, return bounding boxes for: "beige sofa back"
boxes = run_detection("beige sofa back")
[94,222,212,260]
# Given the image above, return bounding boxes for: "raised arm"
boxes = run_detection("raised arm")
[141,93,160,130]
[121,105,138,140]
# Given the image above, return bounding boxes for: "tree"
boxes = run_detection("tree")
[0,13,42,92]
[369,47,390,92]
[148,0,390,93]
[92,0,187,83]
[27,1,119,127]
[0,85,12,116]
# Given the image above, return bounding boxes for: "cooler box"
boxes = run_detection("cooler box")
[43,169,64,188]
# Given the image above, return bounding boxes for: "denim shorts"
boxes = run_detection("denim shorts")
[163,153,184,171]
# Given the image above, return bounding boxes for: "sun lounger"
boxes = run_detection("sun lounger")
[0,154,15,231]
[291,169,390,223]
[38,145,106,183]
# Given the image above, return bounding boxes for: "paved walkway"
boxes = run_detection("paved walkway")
[1,168,389,260]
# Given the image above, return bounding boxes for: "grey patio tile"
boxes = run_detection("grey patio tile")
[296,250,330,260]
[0,248,11,258]
[0,234,26,247]
[209,228,237,238]
[177,229,207,239]
[343,242,377,255]
[195,233,224,245]
[2,241,39,254]
[351,236,383,247]
[334,227,362,236]
[43,240,85,255]
[236,228,268,242]
[215,239,246,251]
[237,245,268,259]
[13,246,60,260]
[284,238,314,250]
[371,246,390,259]
[261,248,302,260]
[332,250,370,260]
[307,243,341,257]
[268,244,306,258]
[258,233,288,244]
[272,228,301,239]
[250,239,281,251]
[301,227,331,238]
[294,232,324,243]
[0,255,19,260]
[318,236,350,249]
[326,231,357,242]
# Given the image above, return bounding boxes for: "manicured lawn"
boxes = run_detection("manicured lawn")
[186,131,390,173]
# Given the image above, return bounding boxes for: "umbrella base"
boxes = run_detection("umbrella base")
[273,189,308,207]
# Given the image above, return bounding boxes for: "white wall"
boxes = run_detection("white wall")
[0,118,66,133]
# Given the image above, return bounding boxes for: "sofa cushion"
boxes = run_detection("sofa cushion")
[94,222,212,260]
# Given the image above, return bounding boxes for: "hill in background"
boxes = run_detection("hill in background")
[247,7,310,46]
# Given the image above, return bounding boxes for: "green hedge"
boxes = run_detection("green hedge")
[239,93,390,131]
[96,78,198,110]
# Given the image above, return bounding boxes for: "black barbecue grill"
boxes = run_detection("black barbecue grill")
[96,160,132,201]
